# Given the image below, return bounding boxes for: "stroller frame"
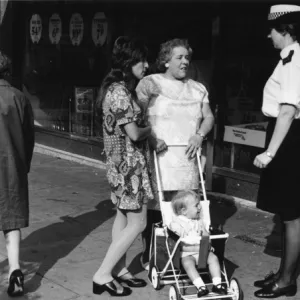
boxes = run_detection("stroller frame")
[148,145,243,300]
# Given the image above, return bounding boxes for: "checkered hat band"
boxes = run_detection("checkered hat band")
[268,11,291,20]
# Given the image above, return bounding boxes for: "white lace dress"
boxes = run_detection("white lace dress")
[136,74,210,210]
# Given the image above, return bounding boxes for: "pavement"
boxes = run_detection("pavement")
[0,152,298,300]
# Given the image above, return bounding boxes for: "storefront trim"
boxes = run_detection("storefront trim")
[35,126,105,163]
[34,142,106,169]
[212,166,260,184]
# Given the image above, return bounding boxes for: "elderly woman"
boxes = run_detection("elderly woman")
[136,38,214,269]
[253,4,300,299]
[0,52,35,297]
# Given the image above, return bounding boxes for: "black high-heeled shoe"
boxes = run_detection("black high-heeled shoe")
[254,282,297,298]
[7,269,24,297]
[117,275,147,288]
[254,271,277,288]
[93,280,132,296]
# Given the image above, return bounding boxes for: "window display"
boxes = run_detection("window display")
[49,13,62,45]
[22,4,110,141]
[30,14,42,44]
[72,87,95,136]
[69,13,84,46]
[92,12,107,47]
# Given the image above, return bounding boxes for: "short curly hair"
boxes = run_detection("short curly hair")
[156,38,193,72]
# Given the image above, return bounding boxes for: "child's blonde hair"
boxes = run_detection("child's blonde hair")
[171,190,200,215]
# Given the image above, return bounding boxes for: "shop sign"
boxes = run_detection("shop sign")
[49,13,62,44]
[75,87,94,113]
[70,13,84,46]
[30,14,42,44]
[92,12,107,47]
[223,122,267,148]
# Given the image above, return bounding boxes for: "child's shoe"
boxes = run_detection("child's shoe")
[212,283,227,295]
[197,286,209,297]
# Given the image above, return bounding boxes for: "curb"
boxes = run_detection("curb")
[34,143,106,170]
[34,143,272,216]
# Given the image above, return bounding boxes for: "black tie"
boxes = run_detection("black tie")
[282,50,294,65]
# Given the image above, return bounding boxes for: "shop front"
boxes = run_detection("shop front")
[5,0,215,161]
[0,0,277,201]
[20,1,115,160]
[209,2,278,201]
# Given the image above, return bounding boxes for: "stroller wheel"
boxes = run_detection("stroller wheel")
[229,277,244,300]
[150,266,161,290]
[169,284,181,300]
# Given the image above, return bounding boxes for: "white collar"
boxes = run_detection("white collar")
[177,215,197,222]
[280,42,300,59]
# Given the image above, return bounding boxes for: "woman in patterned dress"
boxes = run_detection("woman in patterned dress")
[136,38,215,269]
[93,36,153,297]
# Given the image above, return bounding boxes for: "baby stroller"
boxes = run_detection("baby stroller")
[148,145,244,300]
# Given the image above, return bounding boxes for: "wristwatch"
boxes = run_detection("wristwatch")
[265,151,274,159]
[196,131,206,140]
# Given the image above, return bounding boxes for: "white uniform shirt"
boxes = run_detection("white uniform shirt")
[262,42,300,119]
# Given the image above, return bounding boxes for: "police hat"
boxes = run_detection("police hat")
[268,4,300,25]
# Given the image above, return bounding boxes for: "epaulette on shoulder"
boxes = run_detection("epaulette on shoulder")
[282,50,294,65]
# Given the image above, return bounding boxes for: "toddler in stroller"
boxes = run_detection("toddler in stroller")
[148,147,243,300]
[170,190,227,297]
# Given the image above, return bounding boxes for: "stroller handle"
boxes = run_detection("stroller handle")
[163,143,200,148]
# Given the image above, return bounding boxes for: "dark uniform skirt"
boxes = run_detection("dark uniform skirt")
[257,117,300,221]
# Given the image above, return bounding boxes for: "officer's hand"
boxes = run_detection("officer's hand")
[253,152,272,169]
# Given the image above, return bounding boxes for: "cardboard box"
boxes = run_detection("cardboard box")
[223,122,268,148]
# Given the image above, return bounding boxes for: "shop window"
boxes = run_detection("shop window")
[213,7,277,175]
[22,3,110,140]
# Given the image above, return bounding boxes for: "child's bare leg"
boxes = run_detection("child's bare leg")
[207,252,222,280]
[182,256,206,291]
[208,252,227,294]
[182,256,199,281]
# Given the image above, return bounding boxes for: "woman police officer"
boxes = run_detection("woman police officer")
[253,4,300,299]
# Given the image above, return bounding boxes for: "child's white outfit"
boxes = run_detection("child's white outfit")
[169,214,209,262]
[169,214,225,295]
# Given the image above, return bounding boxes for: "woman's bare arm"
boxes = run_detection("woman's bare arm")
[123,123,151,142]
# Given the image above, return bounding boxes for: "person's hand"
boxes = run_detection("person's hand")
[253,152,272,169]
[186,134,203,159]
[149,137,168,153]
[156,139,168,153]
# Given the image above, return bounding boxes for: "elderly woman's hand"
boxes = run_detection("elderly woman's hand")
[253,152,272,169]
[186,134,203,159]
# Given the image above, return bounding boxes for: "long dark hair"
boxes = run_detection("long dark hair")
[97,36,148,110]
